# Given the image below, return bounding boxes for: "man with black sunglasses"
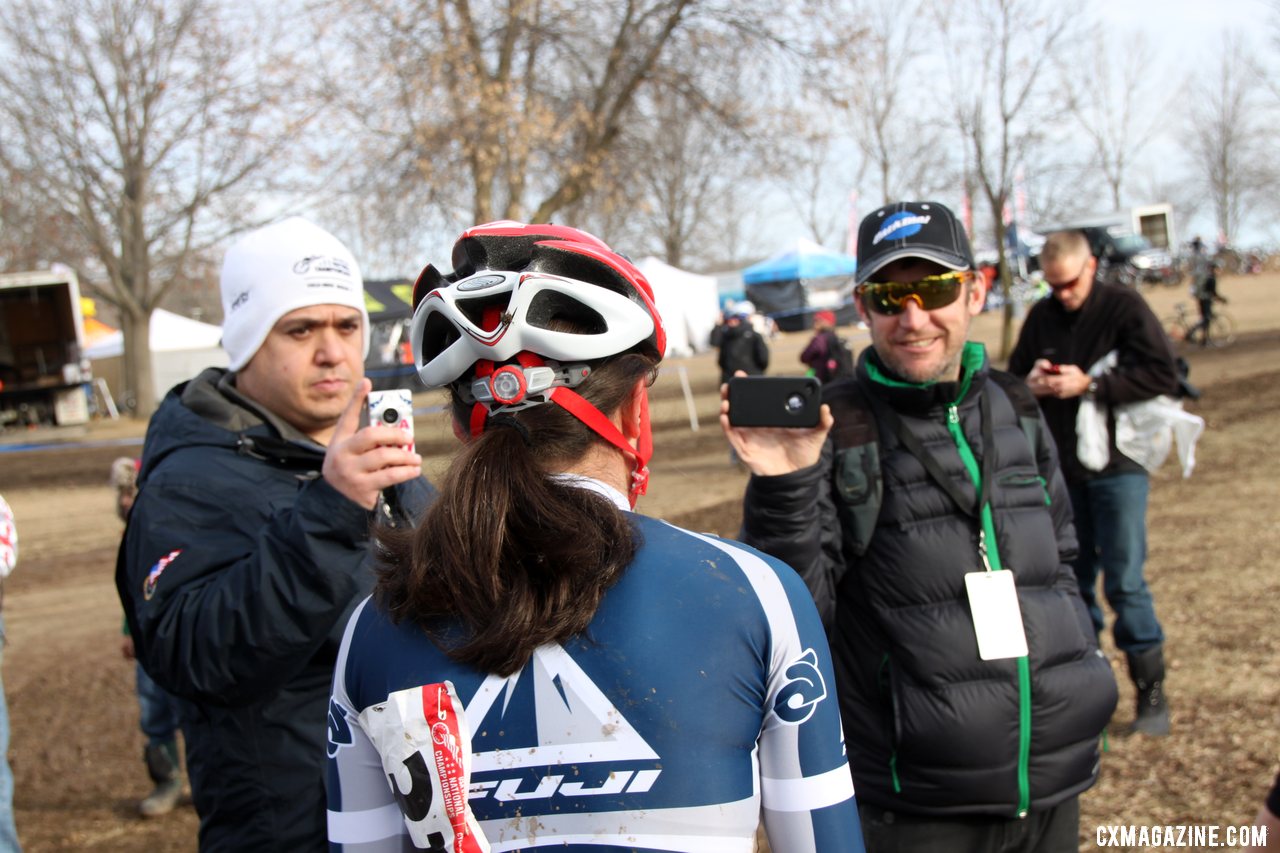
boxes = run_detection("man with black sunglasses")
[1010,229,1180,738]
[722,201,1116,853]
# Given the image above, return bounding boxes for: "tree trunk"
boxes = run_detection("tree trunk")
[992,220,1015,361]
[120,308,157,417]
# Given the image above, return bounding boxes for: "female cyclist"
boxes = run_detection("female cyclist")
[325,221,862,852]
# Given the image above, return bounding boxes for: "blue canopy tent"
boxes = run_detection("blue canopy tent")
[741,239,859,331]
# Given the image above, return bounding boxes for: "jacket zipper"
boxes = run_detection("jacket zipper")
[947,402,1032,818]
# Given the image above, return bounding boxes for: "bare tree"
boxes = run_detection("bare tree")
[841,0,954,208]
[561,32,775,269]
[772,125,851,248]
[1061,29,1165,211]
[937,0,1075,358]
[1185,35,1275,244]
[0,0,324,415]
[0,163,94,273]
[326,0,835,241]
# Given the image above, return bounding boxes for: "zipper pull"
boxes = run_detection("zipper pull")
[947,404,959,425]
[978,528,994,572]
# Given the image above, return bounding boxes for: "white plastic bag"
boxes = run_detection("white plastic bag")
[1115,395,1205,478]
[1075,352,1117,472]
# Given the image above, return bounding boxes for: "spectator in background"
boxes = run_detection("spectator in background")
[800,309,854,384]
[1010,229,1180,737]
[111,457,185,818]
[0,494,21,852]
[116,217,437,850]
[710,301,769,384]
[1189,237,1227,346]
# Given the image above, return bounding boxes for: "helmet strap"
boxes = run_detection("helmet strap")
[549,384,651,508]
[464,309,653,505]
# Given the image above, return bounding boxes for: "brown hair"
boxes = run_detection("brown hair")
[374,351,658,676]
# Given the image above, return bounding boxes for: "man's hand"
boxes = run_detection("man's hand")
[322,379,424,510]
[1027,359,1092,400]
[719,374,833,476]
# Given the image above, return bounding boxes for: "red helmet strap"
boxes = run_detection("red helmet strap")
[549,385,651,508]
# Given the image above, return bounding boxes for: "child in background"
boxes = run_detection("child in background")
[111,458,185,818]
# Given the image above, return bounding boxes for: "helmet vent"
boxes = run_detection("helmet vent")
[420,311,462,362]
[526,289,607,335]
[454,292,511,330]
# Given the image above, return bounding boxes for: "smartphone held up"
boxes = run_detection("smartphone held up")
[727,376,822,429]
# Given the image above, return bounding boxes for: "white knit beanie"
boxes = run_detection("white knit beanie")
[219,217,369,371]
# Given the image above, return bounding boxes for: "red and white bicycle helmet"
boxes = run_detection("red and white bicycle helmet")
[409,221,666,505]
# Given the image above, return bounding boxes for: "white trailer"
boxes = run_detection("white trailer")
[0,269,91,426]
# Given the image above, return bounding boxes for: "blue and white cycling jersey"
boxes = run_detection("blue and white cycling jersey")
[327,510,862,852]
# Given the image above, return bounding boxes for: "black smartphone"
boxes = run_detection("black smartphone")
[728,376,822,428]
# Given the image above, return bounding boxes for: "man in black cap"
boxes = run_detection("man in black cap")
[721,201,1117,852]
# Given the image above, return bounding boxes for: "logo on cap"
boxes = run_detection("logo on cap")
[293,255,352,277]
[874,212,931,245]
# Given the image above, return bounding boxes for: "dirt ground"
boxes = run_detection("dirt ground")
[1,275,1277,851]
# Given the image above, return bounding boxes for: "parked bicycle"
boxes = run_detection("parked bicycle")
[1163,302,1237,347]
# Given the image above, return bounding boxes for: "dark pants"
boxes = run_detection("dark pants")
[1192,296,1215,343]
[136,663,182,747]
[1069,473,1164,653]
[858,797,1080,853]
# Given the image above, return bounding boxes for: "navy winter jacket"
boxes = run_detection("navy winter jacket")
[116,368,436,851]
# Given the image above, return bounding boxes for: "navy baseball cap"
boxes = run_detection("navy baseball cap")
[855,201,974,285]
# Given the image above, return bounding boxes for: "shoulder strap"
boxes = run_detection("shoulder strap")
[824,371,1044,557]
[987,369,1042,463]
[823,379,882,556]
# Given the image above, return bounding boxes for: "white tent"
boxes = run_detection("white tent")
[636,257,721,357]
[86,308,228,397]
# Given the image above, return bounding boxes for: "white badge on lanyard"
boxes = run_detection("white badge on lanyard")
[964,570,1029,660]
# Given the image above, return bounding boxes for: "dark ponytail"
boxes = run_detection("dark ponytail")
[374,352,658,677]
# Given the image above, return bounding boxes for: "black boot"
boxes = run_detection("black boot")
[1126,646,1170,737]
[140,740,183,817]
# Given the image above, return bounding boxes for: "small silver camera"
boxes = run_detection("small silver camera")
[367,389,415,451]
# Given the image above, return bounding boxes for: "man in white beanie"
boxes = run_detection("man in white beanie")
[116,217,437,851]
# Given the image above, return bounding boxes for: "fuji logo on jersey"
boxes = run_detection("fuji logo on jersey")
[873,212,931,245]
[464,644,662,801]
[773,648,828,725]
[142,549,182,600]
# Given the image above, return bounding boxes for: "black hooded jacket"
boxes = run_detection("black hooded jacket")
[1008,281,1179,483]
[116,368,436,851]
[741,345,1117,818]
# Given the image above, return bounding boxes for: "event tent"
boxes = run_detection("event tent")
[636,257,721,357]
[85,308,228,399]
[741,239,859,331]
[742,238,859,285]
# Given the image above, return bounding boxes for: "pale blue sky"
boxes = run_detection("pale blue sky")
[1099,0,1274,244]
